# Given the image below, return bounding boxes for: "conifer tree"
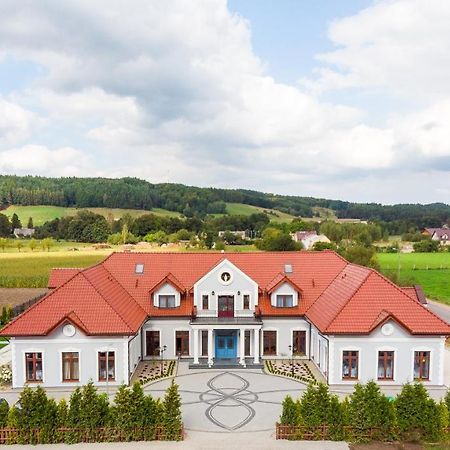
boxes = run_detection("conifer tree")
[162,380,182,440]
[280,395,298,425]
[11,213,21,231]
[27,217,33,229]
[0,399,9,427]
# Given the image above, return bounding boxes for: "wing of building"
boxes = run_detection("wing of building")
[1,250,448,389]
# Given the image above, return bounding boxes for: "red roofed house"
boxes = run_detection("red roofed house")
[1,251,448,389]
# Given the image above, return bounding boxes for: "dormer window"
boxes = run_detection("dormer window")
[135,264,144,274]
[159,294,176,308]
[276,294,293,308]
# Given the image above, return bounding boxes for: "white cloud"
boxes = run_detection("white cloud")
[0,145,91,176]
[0,98,37,146]
[0,0,448,203]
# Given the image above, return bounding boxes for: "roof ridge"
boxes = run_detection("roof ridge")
[323,264,372,332]
[80,269,134,333]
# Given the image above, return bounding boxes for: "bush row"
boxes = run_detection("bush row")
[0,380,182,444]
[280,381,450,443]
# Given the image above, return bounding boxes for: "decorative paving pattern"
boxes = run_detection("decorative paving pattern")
[265,360,318,384]
[132,360,175,385]
[199,372,257,430]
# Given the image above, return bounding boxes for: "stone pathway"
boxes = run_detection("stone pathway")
[145,367,306,432]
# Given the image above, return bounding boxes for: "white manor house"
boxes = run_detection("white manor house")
[1,251,449,389]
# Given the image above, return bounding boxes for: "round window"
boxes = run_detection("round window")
[63,324,76,337]
[381,323,394,336]
[219,271,232,284]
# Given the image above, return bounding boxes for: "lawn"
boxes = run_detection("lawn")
[377,252,450,304]
[2,205,181,226]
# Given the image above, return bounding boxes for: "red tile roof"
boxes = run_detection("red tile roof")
[1,250,448,337]
[48,268,81,288]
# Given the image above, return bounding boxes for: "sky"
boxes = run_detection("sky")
[0,0,449,205]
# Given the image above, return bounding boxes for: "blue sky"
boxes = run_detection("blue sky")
[0,0,449,204]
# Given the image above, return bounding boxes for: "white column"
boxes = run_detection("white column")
[208,329,213,367]
[193,328,199,364]
[239,328,246,366]
[254,328,260,364]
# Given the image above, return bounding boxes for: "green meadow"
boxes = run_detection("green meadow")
[377,252,450,304]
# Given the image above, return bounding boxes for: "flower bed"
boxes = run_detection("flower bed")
[265,360,317,384]
[137,360,176,385]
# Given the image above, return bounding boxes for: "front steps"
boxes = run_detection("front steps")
[188,357,264,369]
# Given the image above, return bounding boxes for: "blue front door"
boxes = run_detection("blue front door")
[215,332,236,359]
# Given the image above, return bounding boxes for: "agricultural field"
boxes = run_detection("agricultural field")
[377,252,450,304]
[224,202,297,223]
[2,205,181,226]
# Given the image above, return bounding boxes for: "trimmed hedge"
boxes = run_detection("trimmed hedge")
[0,380,183,444]
[279,381,450,443]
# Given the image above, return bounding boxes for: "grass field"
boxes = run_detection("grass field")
[377,252,450,304]
[3,205,181,226]
[225,202,297,223]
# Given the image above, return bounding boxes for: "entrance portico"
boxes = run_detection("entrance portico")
[190,317,262,367]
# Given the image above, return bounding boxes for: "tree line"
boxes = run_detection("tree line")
[280,381,450,443]
[0,380,182,444]
[1,175,448,227]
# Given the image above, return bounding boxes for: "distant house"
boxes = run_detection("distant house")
[291,231,331,250]
[431,228,450,246]
[218,230,247,240]
[13,228,35,238]
[422,227,440,237]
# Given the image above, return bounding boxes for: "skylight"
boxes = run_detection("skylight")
[284,264,293,274]
[135,263,144,274]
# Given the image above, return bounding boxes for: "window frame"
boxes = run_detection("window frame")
[175,330,190,356]
[62,351,80,382]
[202,294,209,310]
[414,350,431,381]
[25,352,43,383]
[275,294,294,308]
[158,294,176,308]
[377,350,395,381]
[98,351,115,382]
[146,330,161,357]
[263,330,277,356]
[292,330,307,356]
[342,350,359,380]
[243,294,250,310]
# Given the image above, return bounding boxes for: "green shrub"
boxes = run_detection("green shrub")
[345,381,396,442]
[162,380,182,441]
[280,395,299,425]
[0,399,8,427]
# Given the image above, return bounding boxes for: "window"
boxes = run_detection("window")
[292,331,306,355]
[135,263,144,274]
[378,351,394,380]
[243,294,250,310]
[276,294,293,307]
[146,331,160,356]
[342,351,358,380]
[263,330,277,355]
[245,330,251,356]
[25,352,43,382]
[414,351,430,381]
[176,331,190,356]
[62,352,79,382]
[159,294,176,308]
[202,294,209,310]
[98,351,115,381]
[201,330,208,356]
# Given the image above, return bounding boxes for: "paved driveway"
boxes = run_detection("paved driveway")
[145,367,306,432]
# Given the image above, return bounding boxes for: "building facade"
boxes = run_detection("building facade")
[1,251,448,389]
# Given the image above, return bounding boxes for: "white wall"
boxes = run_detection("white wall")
[194,259,258,316]
[328,320,445,386]
[11,324,129,388]
[270,282,299,307]
[309,323,329,378]
[141,319,191,359]
[128,328,142,379]
[261,319,310,359]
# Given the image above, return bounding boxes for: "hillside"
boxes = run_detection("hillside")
[0,175,449,228]
[3,205,181,226]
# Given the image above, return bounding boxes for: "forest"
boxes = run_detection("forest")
[0,175,449,231]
